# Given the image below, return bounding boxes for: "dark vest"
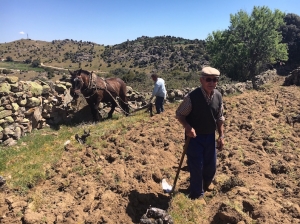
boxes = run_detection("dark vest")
[186,87,222,135]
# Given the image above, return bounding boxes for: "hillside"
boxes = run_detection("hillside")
[0,37,207,74]
[0,75,300,223]
[0,37,212,91]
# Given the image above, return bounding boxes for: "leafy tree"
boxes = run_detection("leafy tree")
[280,13,300,65]
[31,59,40,67]
[24,58,32,64]
[6,56,13,62]
[2,69,11,74]
[206,6,288,81]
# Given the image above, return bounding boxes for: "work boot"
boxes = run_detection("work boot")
[206,183,215,191]
[204,181,215,192]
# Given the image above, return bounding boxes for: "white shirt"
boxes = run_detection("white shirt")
[152,78,167,98]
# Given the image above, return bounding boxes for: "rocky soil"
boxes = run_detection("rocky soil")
[0,76,300,224]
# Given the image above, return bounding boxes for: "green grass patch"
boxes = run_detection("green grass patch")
[0,61,44,72]
[0,111,150,194]
[168,193,206,223]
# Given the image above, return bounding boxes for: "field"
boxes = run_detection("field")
[0,76,300,223]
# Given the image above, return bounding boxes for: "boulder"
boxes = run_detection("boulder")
[0,82,11,95]
[27,82,43,96]
[5,76,19,84]
[26,97,41,107]
[0,110,12,119]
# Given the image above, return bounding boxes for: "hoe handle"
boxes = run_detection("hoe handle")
[171,136,191,194]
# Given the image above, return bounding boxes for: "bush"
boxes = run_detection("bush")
[31,59,40,67]
[2,69,12,74]
[24,58,32,64]
[6,56,13,62]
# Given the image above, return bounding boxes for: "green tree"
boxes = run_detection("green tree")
[206,6,288,81]
[6,56,13,62]
[31,59,40,67]
[24,58,32,64]
[280,13,300,65]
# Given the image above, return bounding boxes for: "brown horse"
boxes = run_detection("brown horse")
[69,69,130,121]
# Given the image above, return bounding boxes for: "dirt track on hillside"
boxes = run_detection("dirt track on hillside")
[1,76,300,224]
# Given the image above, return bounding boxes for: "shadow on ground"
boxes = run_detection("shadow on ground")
[126,190,171,223]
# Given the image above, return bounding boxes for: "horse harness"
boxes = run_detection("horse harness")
[74,71,110,98]
[74,71,129,114]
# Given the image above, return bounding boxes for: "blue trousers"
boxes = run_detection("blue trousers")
[186,133,216,199]
[155,96,164,114]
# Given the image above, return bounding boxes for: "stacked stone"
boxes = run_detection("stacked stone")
[0,76,73,146]
[0,69,279,146]
[283,68,300,86]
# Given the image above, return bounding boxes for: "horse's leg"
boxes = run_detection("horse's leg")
[121,99,130,116]
[107,100,116,119]
[119,88,130,116]
[87,98,101,122]
[86,99,97,122]
[94,100,102,121]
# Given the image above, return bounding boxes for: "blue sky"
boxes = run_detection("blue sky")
[1,0,299,45]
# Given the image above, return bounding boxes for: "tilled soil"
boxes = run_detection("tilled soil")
[1,76,300,224]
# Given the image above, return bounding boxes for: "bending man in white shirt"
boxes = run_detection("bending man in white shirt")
[149,74,167,114]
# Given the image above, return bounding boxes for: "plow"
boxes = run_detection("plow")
[98,101,154,118]
[129,102,154,117]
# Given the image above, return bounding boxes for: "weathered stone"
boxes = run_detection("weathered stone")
[63,90,73,107]
[0,82,11,94]
[5,76,19,84]
[26,97,41,107]
[55,84,67,93]
[22,118,30,123]
[5,116,14,123]
[0,110,12,119]
[5,104,12,110]
[17,98,27,106]
[10,83,20,92]
[168,91,175,99]
[0,106,4,112]
[14,126,22,139]
[1,99,9,105]
[65,82,72,88]
[127,86,133,93]
[174,89,184,97]
[3,126,14,135]
[13,92,23,97]
[43,103,53,112]
[28,82,43,96]
[42,85,51,94]
[24,108,35,116]
[32,107,43,129]
[283,68,300,86]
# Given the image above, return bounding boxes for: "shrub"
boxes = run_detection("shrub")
[6,56,13,62]
[31,59,40,67]
[2,69,12,74]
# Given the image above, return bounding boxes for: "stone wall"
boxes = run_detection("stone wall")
[0,69,278,146]
[283,68,300,86]
[0,76,75,146]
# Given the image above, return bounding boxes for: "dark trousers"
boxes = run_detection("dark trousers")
[155,96,164,114]
[186,133,216,199]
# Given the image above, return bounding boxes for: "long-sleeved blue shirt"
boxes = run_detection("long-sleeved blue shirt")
[152,78,167,98]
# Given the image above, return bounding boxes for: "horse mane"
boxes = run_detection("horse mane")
[77,69,90,76]
[71,68,130,121]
